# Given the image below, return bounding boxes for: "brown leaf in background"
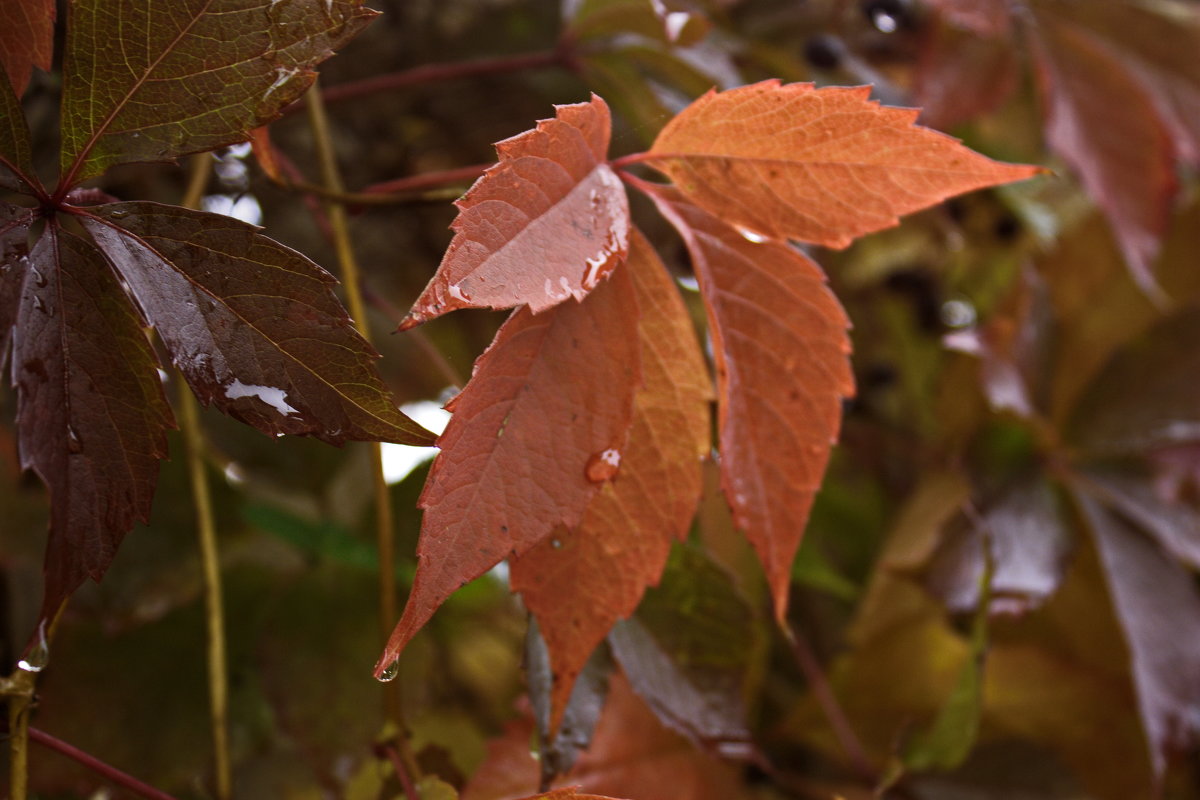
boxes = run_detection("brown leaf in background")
[645,80,1042,248]
[924,0,1011,36]
[402,96,629,327]
[510,230,709,732]
[12,227,174,617]
[914,15,1017,131]
[0,0,54,95]
[646,187,853,621]
[378,266,641,676]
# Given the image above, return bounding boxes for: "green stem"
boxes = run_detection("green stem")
[7,670,33,800]
[304,81,424,787]
[180,154,233,800]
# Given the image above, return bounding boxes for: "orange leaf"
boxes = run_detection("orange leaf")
[0,0,54,95]
[376,265,641,675]
[645,186,853,621]
[402,96,630,328]
[510,229,711,733]
[644,80,1042,248]
[515,790,630,800]
[1029,11,1176,298]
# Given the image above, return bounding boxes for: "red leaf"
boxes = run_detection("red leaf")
[0,0,54,95]
[644,80,1042,248]
[58,0,376,186]
[377,266,641,675]
[1073,486,1200,777]
[913,16,1017,131]
[80,203,433,446]
[515,790,630,800]
[510,229,710,732]
[646,187,853,621]
[1029,11,1176,297]
[401,96,630,328]
[12,226,174,618]
[1,203,35,362]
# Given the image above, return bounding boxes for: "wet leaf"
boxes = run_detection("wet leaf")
[644,80,1042,248]
[1,202,35,362]
[80,202,433,446]
[1028,8,1176,296]
[1072,484,1200,777]
[58,0,377,186]
[0,0,55,95]
[1081,471,1200,572]
[377,266,641,675]
[515,789,630,800]
[509,231,709,730]
[401,96,630,328]
[646,187,853,620]
[12,226,174,618]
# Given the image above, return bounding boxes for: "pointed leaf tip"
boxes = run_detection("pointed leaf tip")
[402,95,630,328]
[647,79,1043,248]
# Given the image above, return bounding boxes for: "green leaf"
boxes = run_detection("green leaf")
[58,0,377,187]
[80,202,434,446]
[13,225,175,617]
[0,62,37,192]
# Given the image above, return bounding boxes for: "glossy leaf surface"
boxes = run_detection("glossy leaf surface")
[401,96,629,328]
[81,202,433,446]
[12,227,174,616]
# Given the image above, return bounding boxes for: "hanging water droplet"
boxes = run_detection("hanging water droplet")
[585,448,622,483]
[377,660,401,682]
[18,622,49,673]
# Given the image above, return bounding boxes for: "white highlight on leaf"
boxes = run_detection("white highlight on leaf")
[736,226,769,244]
[224,380,299,416]
[447,282,470,302]
[265,66,301,98]
[598,448,621,468]
[664,11,690,41]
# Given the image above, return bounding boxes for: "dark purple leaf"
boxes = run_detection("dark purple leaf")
[80,202,433,446]
[12,226,174,618]
[1,202,35,364]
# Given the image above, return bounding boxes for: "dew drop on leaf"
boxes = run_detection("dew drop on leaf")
[17,622,49,673]
[377,660,401,682]
[585,448,622,483]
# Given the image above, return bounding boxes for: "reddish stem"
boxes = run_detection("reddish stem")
[362,163,490,197]
[282,49,572,118]
[781,623,877,785]
[27,727,180,800]
[374,740,419,799]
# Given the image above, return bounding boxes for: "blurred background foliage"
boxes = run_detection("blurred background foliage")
[4,0,1200,798]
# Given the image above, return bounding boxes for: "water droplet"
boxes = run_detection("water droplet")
[18,622,49,673]
[585,448,621,483]
[551,538,563,549]
[377,660,401,682]
[31,295,47,314]
[67,427,83,454]
[446,282,471,302]
[30,267,47,288]
[109,208,129,219]
[871,9,899,33]
[736,227,769,244]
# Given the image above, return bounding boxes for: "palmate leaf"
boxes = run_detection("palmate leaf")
[12,226,174,618]
[58,0,377,187]
[401,96,630,328]
[510,231,710,732]
[0,0,55,96]
[81,203,433,445]
[377,266,642,677]
[0,64,38,192]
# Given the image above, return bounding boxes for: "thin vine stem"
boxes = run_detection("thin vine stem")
[27,727,180,800]
[304,81,424,786]
[180,153,233,800]
[283,48,573,118]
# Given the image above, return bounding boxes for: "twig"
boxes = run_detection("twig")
[283,49,571,117]
[781,622,877,785]
[180,153,233,800]
[304,81,424,788]
[27,727,181,800]
[361,284,465,390]
[361,164,489,197]
[374,739,420,800]
[6,669,34,800]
